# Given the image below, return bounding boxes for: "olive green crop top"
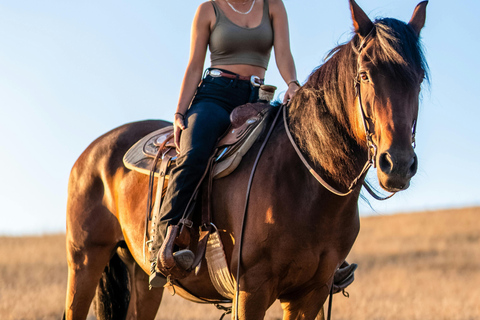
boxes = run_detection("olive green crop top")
[209,0,273,69]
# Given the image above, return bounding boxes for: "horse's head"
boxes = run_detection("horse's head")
[350,0,428,192]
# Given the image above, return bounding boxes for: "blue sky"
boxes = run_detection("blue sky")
[0,0,479,235]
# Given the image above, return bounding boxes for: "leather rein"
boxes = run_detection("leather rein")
[284,29,417,200]
[283,85,396,200]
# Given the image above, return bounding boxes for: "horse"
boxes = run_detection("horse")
[64,1,428,319]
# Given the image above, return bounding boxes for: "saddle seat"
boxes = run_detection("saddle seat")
[123,101,274,180]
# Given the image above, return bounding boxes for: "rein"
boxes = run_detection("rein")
[283,80,396,200]
[283,28,413,200]
[283,105,369,197]
[235,104,284,320]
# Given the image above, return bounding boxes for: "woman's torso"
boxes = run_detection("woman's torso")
[208,0,273,78]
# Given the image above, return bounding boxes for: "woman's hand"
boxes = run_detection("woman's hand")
[173,113,186,152]
[283,81,300,104]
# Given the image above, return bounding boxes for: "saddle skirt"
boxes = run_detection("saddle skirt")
[123,102,274,180]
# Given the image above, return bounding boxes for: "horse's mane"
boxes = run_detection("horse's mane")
[288,18,428,188]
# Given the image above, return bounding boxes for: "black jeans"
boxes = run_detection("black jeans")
[151,70,260,257]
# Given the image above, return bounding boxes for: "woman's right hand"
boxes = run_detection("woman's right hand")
[173,113,186,152]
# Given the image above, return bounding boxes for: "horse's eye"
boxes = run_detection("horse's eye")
[360,72,369,82]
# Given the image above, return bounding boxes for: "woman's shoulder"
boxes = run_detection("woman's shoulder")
[267,0,286,15]
[192,1,216,19]
[197,1,215,12]
[194,1,216,24]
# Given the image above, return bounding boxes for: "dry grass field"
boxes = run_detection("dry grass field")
[0,207,479,320]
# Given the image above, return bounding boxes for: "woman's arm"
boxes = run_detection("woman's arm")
[269,0,299,103]
[174,2,214,149]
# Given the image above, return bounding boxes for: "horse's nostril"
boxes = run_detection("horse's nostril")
[409,155,418,175]
[379,152,393,174]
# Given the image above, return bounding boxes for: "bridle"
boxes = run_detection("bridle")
[285,26,417,200]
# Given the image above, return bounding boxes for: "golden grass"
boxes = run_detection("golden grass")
[0,207,479,320]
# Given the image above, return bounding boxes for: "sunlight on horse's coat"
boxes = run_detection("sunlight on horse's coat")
[265,207,275,225]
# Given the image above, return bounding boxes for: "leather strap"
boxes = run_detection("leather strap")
[155,153,172,216]
[234,105,284,320]
[144,137,173,263]
[283,105,366,196]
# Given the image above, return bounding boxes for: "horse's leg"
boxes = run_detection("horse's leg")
[235,290,273,320]
[65,242,117,320]
[279,285,330,320]
[65,201,122,320]
[233,268,277,320]
[117,246,164,320]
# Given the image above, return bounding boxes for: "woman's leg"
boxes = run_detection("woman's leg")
[149,101,231,262]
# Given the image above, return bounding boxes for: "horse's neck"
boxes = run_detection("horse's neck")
[262,124,361,235]
[286,83,368,189]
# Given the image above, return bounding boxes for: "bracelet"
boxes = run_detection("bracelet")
[174,112,185,119]
[288,80,301,87]
[287,80,301,87]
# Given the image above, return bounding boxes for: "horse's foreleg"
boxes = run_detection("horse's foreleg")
[280,284,330,320]
[234,269,277,320]
[235,290,272,320]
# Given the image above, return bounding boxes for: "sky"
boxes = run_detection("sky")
[0,0,479,235]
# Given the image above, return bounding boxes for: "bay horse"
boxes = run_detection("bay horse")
[64,1,429,319]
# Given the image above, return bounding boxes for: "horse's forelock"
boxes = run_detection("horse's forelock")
[368,18,429,86]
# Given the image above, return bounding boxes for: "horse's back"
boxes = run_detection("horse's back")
[70,120,170,178]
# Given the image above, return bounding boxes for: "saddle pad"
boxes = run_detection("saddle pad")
[123,126,174,177]
[212,111,270,179]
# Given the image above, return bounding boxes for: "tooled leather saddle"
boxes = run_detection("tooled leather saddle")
[123,99,275,281]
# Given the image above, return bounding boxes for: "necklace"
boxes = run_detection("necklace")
[225,0,256,15]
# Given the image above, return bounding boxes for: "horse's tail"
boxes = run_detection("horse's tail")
[93,253,130,320]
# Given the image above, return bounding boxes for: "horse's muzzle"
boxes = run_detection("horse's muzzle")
[377,150,417,192]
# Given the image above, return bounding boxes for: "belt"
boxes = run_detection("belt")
[206,69,264,87]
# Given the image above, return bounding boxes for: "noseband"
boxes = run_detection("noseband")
[285,27,417,200]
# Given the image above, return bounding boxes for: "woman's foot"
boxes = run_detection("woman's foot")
[149,249,195,288]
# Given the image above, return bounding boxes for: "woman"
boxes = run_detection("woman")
[149,0,300,286]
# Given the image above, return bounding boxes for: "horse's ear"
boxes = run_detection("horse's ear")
[349,0,374,38]
[408,1,428,36]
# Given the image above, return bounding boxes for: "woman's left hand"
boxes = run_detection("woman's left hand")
[283,82,300,104]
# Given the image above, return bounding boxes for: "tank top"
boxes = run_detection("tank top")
[209,0,273,69]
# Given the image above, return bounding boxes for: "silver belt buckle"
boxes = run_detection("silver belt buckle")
[208,69,222,77]
[250,75,261,87]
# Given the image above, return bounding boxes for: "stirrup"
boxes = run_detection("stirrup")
[156,225,194,279]
[149,261,168,288]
